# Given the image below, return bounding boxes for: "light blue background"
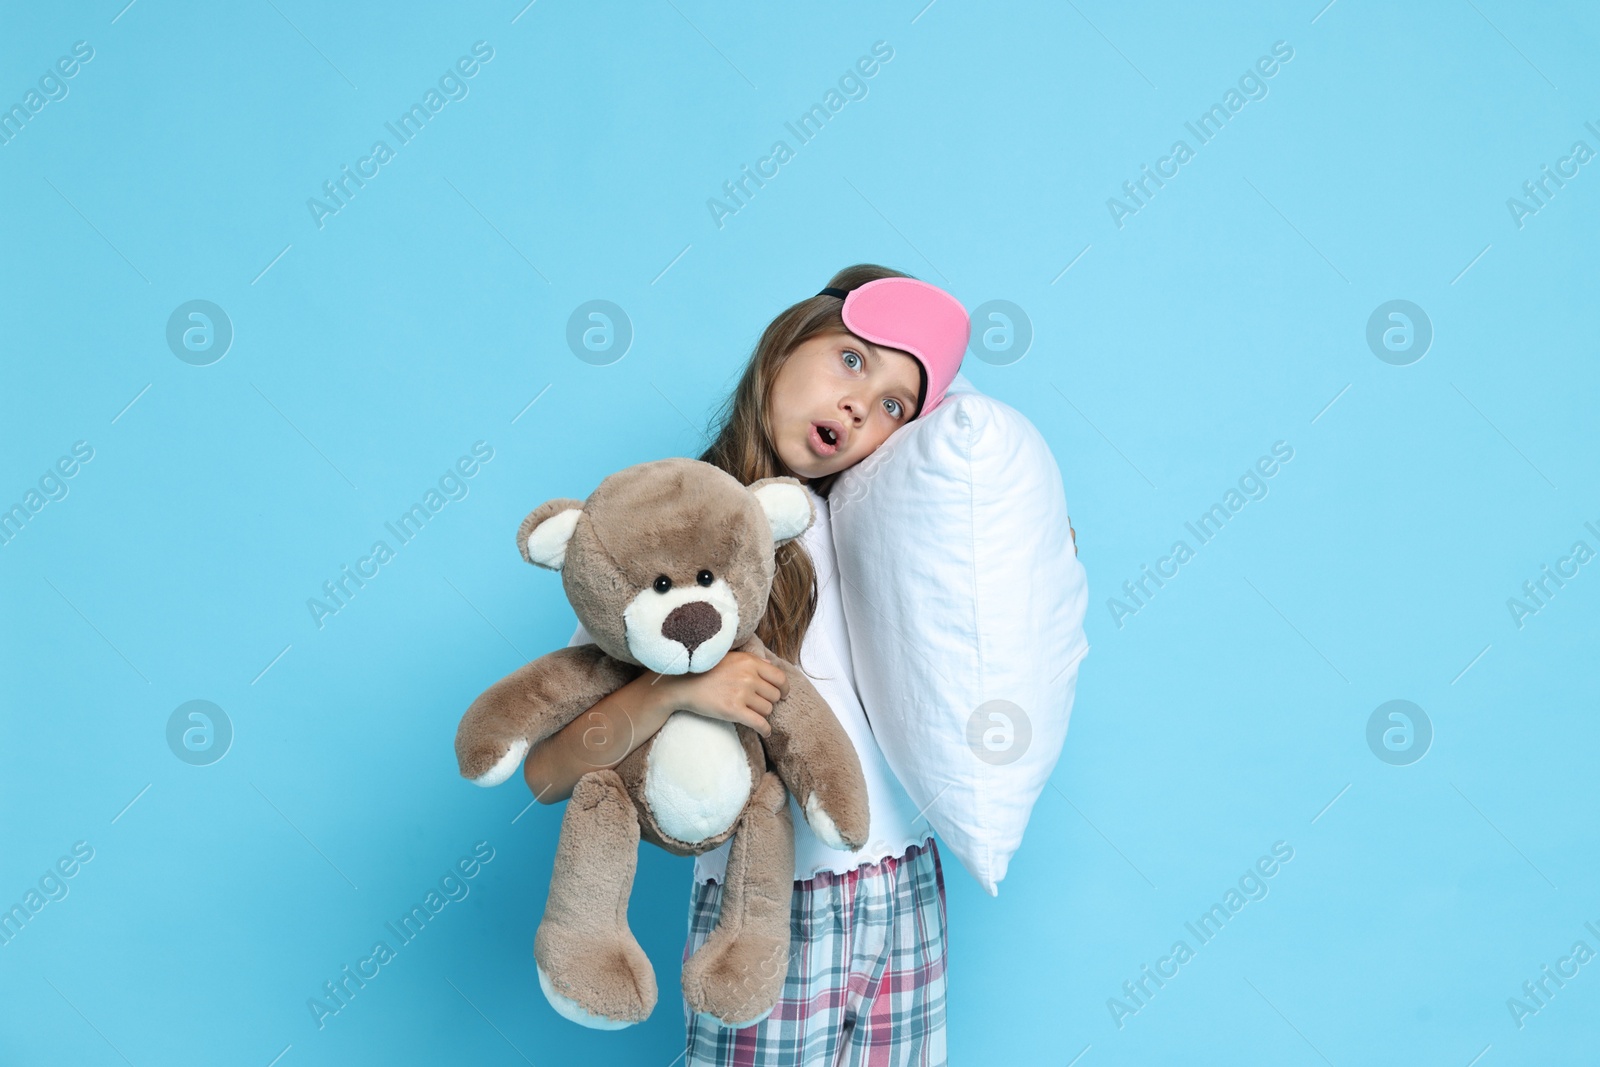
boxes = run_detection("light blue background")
[2,1,1597,1064]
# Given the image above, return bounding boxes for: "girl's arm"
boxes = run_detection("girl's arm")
[525,652,784,804]
[524,670,677,804]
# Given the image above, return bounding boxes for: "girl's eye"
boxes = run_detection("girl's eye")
[844,347,904,419]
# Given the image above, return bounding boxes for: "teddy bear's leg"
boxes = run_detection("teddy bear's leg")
[681,769,794,1028]
[533,768,658,1029]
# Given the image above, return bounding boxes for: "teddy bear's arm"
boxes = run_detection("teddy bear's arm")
[455,644,640,787]
[745,641,870,852]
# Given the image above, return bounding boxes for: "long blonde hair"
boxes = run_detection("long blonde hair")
[698,263,914,666]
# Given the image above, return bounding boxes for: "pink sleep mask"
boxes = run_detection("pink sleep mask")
[818,277,970,420]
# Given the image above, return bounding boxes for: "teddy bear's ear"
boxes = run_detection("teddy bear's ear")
[748,477,813,545]
[517,498,585,570]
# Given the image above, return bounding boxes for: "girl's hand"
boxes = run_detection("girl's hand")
[657,651,785,738]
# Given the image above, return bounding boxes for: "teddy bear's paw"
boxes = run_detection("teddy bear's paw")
[534,936,656,1030]
[468,737,530,788]
[536,959,650,1030]
[803,791,866,851]
[683,931,788,1028]
[802,792,847,850]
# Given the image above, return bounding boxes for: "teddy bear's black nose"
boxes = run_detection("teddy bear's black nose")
[661,600,721,655]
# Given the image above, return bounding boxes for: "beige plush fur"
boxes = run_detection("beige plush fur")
[455,457,870,1029]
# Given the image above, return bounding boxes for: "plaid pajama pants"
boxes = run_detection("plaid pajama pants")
[682,836,948,1066]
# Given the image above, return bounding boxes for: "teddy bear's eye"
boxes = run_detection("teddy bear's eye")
[653,575,672,593]
[697,569,714,586]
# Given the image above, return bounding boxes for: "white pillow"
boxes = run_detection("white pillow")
[828,373,1089,896]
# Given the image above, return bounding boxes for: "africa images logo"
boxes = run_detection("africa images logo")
[706,41,894,229]
[306,42,495,230]
[1106,41,1295,230]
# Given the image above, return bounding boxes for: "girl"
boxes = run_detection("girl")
[525,263,967,1065]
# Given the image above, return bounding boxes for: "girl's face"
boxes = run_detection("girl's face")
[768,329,922,481]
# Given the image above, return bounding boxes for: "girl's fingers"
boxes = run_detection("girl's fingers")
[753,681,781,704]
[755,662,786,688]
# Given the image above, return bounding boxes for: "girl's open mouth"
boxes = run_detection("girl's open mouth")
[809,422,840,456]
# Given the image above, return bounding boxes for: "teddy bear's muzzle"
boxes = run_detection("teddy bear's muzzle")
[623,578,741,674]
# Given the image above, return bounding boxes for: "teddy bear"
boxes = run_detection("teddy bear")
[454,457,871,1030]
